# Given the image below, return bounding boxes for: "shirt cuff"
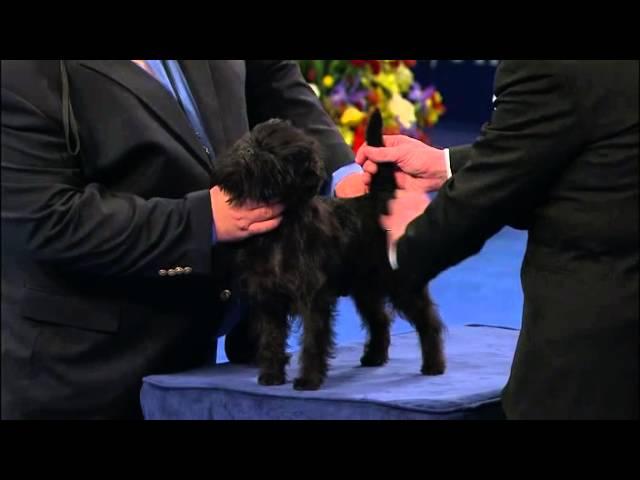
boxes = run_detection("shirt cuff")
[388,242,399,270]
[331,163,364,196]
[444,148,452,179]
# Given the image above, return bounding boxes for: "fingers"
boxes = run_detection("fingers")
[356,144,403,166]
[362,160,378,175]
[354,143,368,166]
[362,169,416,191]
[394,170,408,189]
[361,145,402,164]
[382,135,415,147]
[245,201,284,213]
[246,216,283,235]
[242,203,285,222]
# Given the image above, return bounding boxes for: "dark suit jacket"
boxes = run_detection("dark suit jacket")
[1,60,354,419]
[396,60,639,419]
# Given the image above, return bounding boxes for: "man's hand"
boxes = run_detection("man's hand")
[356,135,448,193]
[210,186,284,242]
[381,190,431,255]
[334,171,368,198]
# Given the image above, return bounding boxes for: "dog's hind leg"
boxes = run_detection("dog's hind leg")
[352,287,392,367]
[390,285,446,375]
[255,300,291,386]
[293,291,337,391]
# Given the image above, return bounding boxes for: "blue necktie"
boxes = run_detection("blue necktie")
[143,60,246,344]
[145,60,215,161]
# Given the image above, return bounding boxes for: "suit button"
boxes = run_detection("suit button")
[175,267,184,275]
[159,269,168,276]
[220,289,232,301]
[184,267,193,275]
[167,269,177,277]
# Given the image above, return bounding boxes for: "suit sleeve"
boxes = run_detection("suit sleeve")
[448,144,473,174]
[244,60,355,176]
[1,87,214,278]
[396,61,586,284]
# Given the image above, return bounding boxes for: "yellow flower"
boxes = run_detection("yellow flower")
[340,106,366,127]
[427,109,441,126]
[338,125,354,146]
[374,72,399,95]
[322,75,335,88]
[395,64,414,92]
[388,93,416,129]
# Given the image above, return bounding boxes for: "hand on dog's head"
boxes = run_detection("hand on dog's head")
[213,119,326,208]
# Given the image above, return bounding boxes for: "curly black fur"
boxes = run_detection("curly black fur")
[213,114,445,390]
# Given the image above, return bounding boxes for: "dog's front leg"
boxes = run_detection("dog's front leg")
[255,302,290,386]
[293,292,337,391]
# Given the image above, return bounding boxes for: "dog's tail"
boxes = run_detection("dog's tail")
[365,109,397,215]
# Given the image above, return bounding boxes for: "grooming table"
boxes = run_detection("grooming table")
[140,325,518,420]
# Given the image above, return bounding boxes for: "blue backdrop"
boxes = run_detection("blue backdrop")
[414,60,498,129]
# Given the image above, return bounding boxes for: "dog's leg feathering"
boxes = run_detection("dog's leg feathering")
[391,286,446,375]
[255,301,291,386]
[352,288,391,367]
[294,292,337,391]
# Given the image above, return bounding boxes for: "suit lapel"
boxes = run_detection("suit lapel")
[76,60,213,174]
[178,60,228,156]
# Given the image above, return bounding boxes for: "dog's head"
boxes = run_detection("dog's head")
[213,119,326,208]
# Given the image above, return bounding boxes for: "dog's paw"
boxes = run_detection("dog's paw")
[293,376,323,391]
[258,371,286,386]
[360,351,389,367]
[421,358,446,376]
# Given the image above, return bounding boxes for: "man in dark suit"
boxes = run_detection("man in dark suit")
[357,60,638,419]
[1,60,366,419]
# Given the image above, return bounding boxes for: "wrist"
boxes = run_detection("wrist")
[331,163,364,197]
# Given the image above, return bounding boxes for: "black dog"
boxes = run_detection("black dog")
[213,111,445,390]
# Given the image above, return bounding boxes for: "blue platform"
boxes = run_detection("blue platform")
[142,325,519,420]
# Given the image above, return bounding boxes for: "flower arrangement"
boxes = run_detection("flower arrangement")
[298,60,445,152]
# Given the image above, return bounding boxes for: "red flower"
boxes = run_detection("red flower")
[367,91,380,105]
[368,60,382,74]
[390,60,400,68]
[307,68,316,83]
[352,123,366,153]
[403,60,417,68]
[350,60,367,68]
